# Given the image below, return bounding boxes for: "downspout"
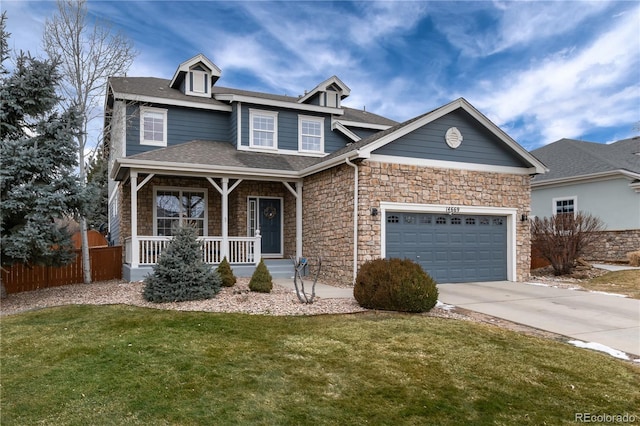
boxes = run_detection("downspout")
[345,157,358,283]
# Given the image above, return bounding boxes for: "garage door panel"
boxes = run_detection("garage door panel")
[386,212,507,283]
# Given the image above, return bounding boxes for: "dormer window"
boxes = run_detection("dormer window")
[189,69,208,94]
[325,90,339,108]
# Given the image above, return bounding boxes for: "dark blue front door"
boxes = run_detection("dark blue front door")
[259,198,281,255]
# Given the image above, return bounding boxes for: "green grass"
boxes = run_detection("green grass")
[1,306,639,425]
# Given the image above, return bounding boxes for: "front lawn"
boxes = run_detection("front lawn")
[1,305,638,425]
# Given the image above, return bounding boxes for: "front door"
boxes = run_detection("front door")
[250,197,282,257]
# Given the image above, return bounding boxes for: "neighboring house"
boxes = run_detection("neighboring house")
[105,54,546,284]
[531,138,640,261]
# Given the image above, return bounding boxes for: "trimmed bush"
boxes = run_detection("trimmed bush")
[354,258,438,313]
[143,225,222,303]
[216,256,237,287]
[249,259,273,293]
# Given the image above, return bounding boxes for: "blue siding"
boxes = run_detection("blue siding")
[108,198,120,246]
[230,103,238,147]
[349,127,380,140]
[240,103,346,153]
[373,109,527,167]
[126,104,230,156]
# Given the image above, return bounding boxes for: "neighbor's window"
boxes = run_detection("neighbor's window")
[250,109,278,149]
[140,107,167,146]
[299,115,324,153]
[554,197,576,216]
[155,188,206,236]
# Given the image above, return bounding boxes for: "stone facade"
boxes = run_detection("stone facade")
[583,229,640,261]
[302,160,533,285]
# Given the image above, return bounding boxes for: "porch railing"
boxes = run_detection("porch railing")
[124,235,262,266]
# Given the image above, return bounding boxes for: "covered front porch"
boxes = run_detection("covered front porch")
[116,169,304,281]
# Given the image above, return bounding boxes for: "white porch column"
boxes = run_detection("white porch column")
[130,171,139,268]
[283,181,303,261]
[221,177,229,260]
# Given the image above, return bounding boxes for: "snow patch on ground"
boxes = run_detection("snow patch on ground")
[524,281,551,287]
[568,340,635,361]
[588,290,627,298]
[436,301,455,311]
[525,281,581,291]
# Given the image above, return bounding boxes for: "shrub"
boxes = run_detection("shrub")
[143,225,221,303]
[531,212,605,275]
[627,250,640,267]
[354,258,438,313]
[249,258,273,293]
[216,256,237,287]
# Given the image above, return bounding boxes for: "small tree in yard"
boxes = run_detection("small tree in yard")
[249,259,273,293]
[216,256,236,287]
[531,212,605,276]
[143,225,221,303]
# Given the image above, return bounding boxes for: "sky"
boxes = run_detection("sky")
[2,0,639,151]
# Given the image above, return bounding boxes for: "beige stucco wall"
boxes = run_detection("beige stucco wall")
[302,160,532,285]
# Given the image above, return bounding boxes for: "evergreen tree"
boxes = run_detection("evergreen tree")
[215,256,237,287]
[86,143,108,231]
[143,225,221,303]
[0,13,86,297]
[249,259,273,293]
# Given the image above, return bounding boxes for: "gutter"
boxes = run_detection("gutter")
[345,157,359,283]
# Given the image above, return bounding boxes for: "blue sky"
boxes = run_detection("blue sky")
[3,0,639,151]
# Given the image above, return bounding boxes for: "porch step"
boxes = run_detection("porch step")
[231,259,294,279]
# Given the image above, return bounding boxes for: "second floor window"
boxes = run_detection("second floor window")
[299,116,324,153]
[250,109,277,149]
[140,106,167,146]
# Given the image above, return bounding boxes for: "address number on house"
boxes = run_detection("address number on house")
[445,206,460,213]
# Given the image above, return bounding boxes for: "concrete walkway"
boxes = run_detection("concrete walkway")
[437,281,640,356]
[273,278,354,299]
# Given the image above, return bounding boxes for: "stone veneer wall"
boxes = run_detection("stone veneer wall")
[583,229,640,261]
[302,160,533,285]
[302,163,356,285]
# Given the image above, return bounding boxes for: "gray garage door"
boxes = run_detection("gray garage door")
[385,212,507,283]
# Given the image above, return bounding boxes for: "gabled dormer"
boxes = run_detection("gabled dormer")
[169,54,222,98]
[298,76,350,108]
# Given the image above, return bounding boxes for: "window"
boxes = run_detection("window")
[190,70,208,94]
[140,107,167,146]
[554,197,576,216]
[299,116,324,153]
[155,188,206,236]
[250,109,278,149]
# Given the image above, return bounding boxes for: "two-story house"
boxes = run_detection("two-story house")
[105,54,546,285]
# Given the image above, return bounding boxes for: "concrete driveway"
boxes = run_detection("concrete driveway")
[438,281,640,357]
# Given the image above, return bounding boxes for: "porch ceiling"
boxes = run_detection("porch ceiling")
[114,140,323,180]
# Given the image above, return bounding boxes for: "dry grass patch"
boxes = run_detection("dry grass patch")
[581,270,640,299]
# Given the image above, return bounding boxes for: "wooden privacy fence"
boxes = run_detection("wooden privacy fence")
[1,246,122,294]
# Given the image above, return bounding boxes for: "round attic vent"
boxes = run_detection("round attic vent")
[445,127,463,149]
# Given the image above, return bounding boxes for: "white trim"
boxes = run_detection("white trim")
[249,109,278,150]
[236,144,326,158]
[113,91,232,112]
[186,69,209,98]
[379,202,518,282]
[531,170,640,188]
[368,154,539,175]
[298,115,325,154]
[214,93,344,115]
[334,119,392,130]
[153,186,208,237]
[297,75,351,104]
[552,195,577,217]
[169,53,221,89]
[331,120,361,142]
[247,196,284,258]
[139,106,168,147]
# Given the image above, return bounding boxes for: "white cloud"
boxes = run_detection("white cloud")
[470,6,640,146]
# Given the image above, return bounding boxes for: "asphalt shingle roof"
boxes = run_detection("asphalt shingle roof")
[531,137,640,182]
[109,77,397,127]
